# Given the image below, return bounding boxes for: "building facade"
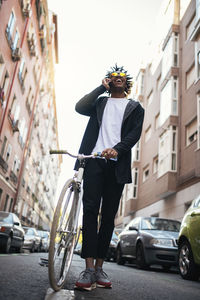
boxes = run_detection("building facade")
[0,0,61,230]
[116,0,200,227]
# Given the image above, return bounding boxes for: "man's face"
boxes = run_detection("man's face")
[109,72,127,90]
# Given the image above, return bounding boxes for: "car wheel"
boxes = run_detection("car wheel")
[31,242,35,253]
[16,243,23,253]
[3,236,12,254]
[136,242,148,269]
[178,240,199,281]
[116,246,125,265]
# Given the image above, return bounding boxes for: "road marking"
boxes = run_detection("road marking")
[45,288,75,300]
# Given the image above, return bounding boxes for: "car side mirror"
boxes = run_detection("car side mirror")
[129,226,138,231]
[14,222,20,226]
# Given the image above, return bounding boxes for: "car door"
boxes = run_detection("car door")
[188,197,200,263]
[12,214,23,247]
[124,218,140,257]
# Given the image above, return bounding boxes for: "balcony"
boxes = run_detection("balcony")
[156,171,177,199]
[22,3,32,18]
[8,109,19,132]
[0,155,8,173]
[27,34,36,57]
[10,170,18,185]
[12,47,22,62]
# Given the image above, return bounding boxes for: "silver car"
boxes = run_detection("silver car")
[23,227,41,252]
[116,217,181,270]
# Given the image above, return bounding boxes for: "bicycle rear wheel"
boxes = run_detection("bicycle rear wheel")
[48,178,80,291]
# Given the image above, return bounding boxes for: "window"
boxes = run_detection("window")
[162,36,172,80]
[145,125,152,142]
[12,30,19,51]
[1,136,7,157]
[132,141,140,161]
[173,33,179,67]
[0,189,3,207]
[5,144,12,162]
[147,91,153,106]
[160,77,178,126]
[133,168,139,198]
[196,0,200,22]
[186,15,195,40]
[6,11,15,42]
[158,126,177,177]
[171,126,177,170]
[143,165,149,182]
[197,94,200,149]
[9,198,13,212]
[155,113,160,130]
[4,194,9,211]
[156,74,161,91]
[153,156,158,174]
[1,71,10,100]
[186,65,195,89]
[186,118,197,146]
[172,76,178,115]
[197,50,200,79]
[13,156,20,174]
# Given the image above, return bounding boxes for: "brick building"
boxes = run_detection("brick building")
[116,0,200,227]
[0,0,61,230]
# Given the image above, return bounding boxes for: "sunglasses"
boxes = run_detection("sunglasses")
[110,72,126,77]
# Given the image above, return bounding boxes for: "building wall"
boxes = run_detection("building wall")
[115,0,200,228]
[0,0,61,230]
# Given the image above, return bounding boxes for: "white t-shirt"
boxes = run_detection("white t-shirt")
[92,97,129,153]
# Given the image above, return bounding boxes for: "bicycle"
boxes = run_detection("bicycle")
[48,149,117,291]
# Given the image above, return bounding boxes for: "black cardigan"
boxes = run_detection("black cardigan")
[74,85,144,184]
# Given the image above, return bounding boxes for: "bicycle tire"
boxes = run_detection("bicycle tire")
[48,178,80,291]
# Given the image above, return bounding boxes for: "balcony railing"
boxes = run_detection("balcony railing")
[0,155,8,172]
[11,47,22,62]
[8,109,19,132]
[10,170,18,185]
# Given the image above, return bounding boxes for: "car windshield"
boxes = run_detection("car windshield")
[0,212,13,223]
[24,228,34,235]
[38,231,49,238]
[141,218,181,232]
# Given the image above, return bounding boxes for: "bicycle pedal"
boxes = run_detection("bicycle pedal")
[39,258,49,267]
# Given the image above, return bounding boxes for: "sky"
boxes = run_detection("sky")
[47,0,164,191]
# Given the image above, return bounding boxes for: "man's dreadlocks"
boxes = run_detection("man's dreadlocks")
[105,64,133,95]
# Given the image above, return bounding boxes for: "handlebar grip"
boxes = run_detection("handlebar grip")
[49,150,68,155]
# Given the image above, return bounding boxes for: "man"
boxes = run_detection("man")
[75,64,144,291]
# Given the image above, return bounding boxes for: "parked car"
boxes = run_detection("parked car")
[178,195,200,281]
[116,217,181,270]
[23,227,41,252]
[37,230,50,252]
[0,211,25,253]
[106,228,122,261]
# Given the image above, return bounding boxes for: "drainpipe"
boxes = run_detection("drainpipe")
[0,0,35,137]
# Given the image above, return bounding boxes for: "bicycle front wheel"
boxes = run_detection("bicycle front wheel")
[48,178,80,291]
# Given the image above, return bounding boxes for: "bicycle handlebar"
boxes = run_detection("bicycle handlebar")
[49,150,117,161]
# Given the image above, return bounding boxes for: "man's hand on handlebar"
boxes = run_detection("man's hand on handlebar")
[101,148,118,160]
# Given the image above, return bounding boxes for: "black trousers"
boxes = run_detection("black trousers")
[81,158,124,259]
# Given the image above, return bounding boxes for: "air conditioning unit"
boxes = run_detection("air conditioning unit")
[11,47,22,62]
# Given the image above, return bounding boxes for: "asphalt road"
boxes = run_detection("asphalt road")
[0,252,200,300]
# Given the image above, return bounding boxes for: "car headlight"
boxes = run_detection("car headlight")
[150,238,173,247]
